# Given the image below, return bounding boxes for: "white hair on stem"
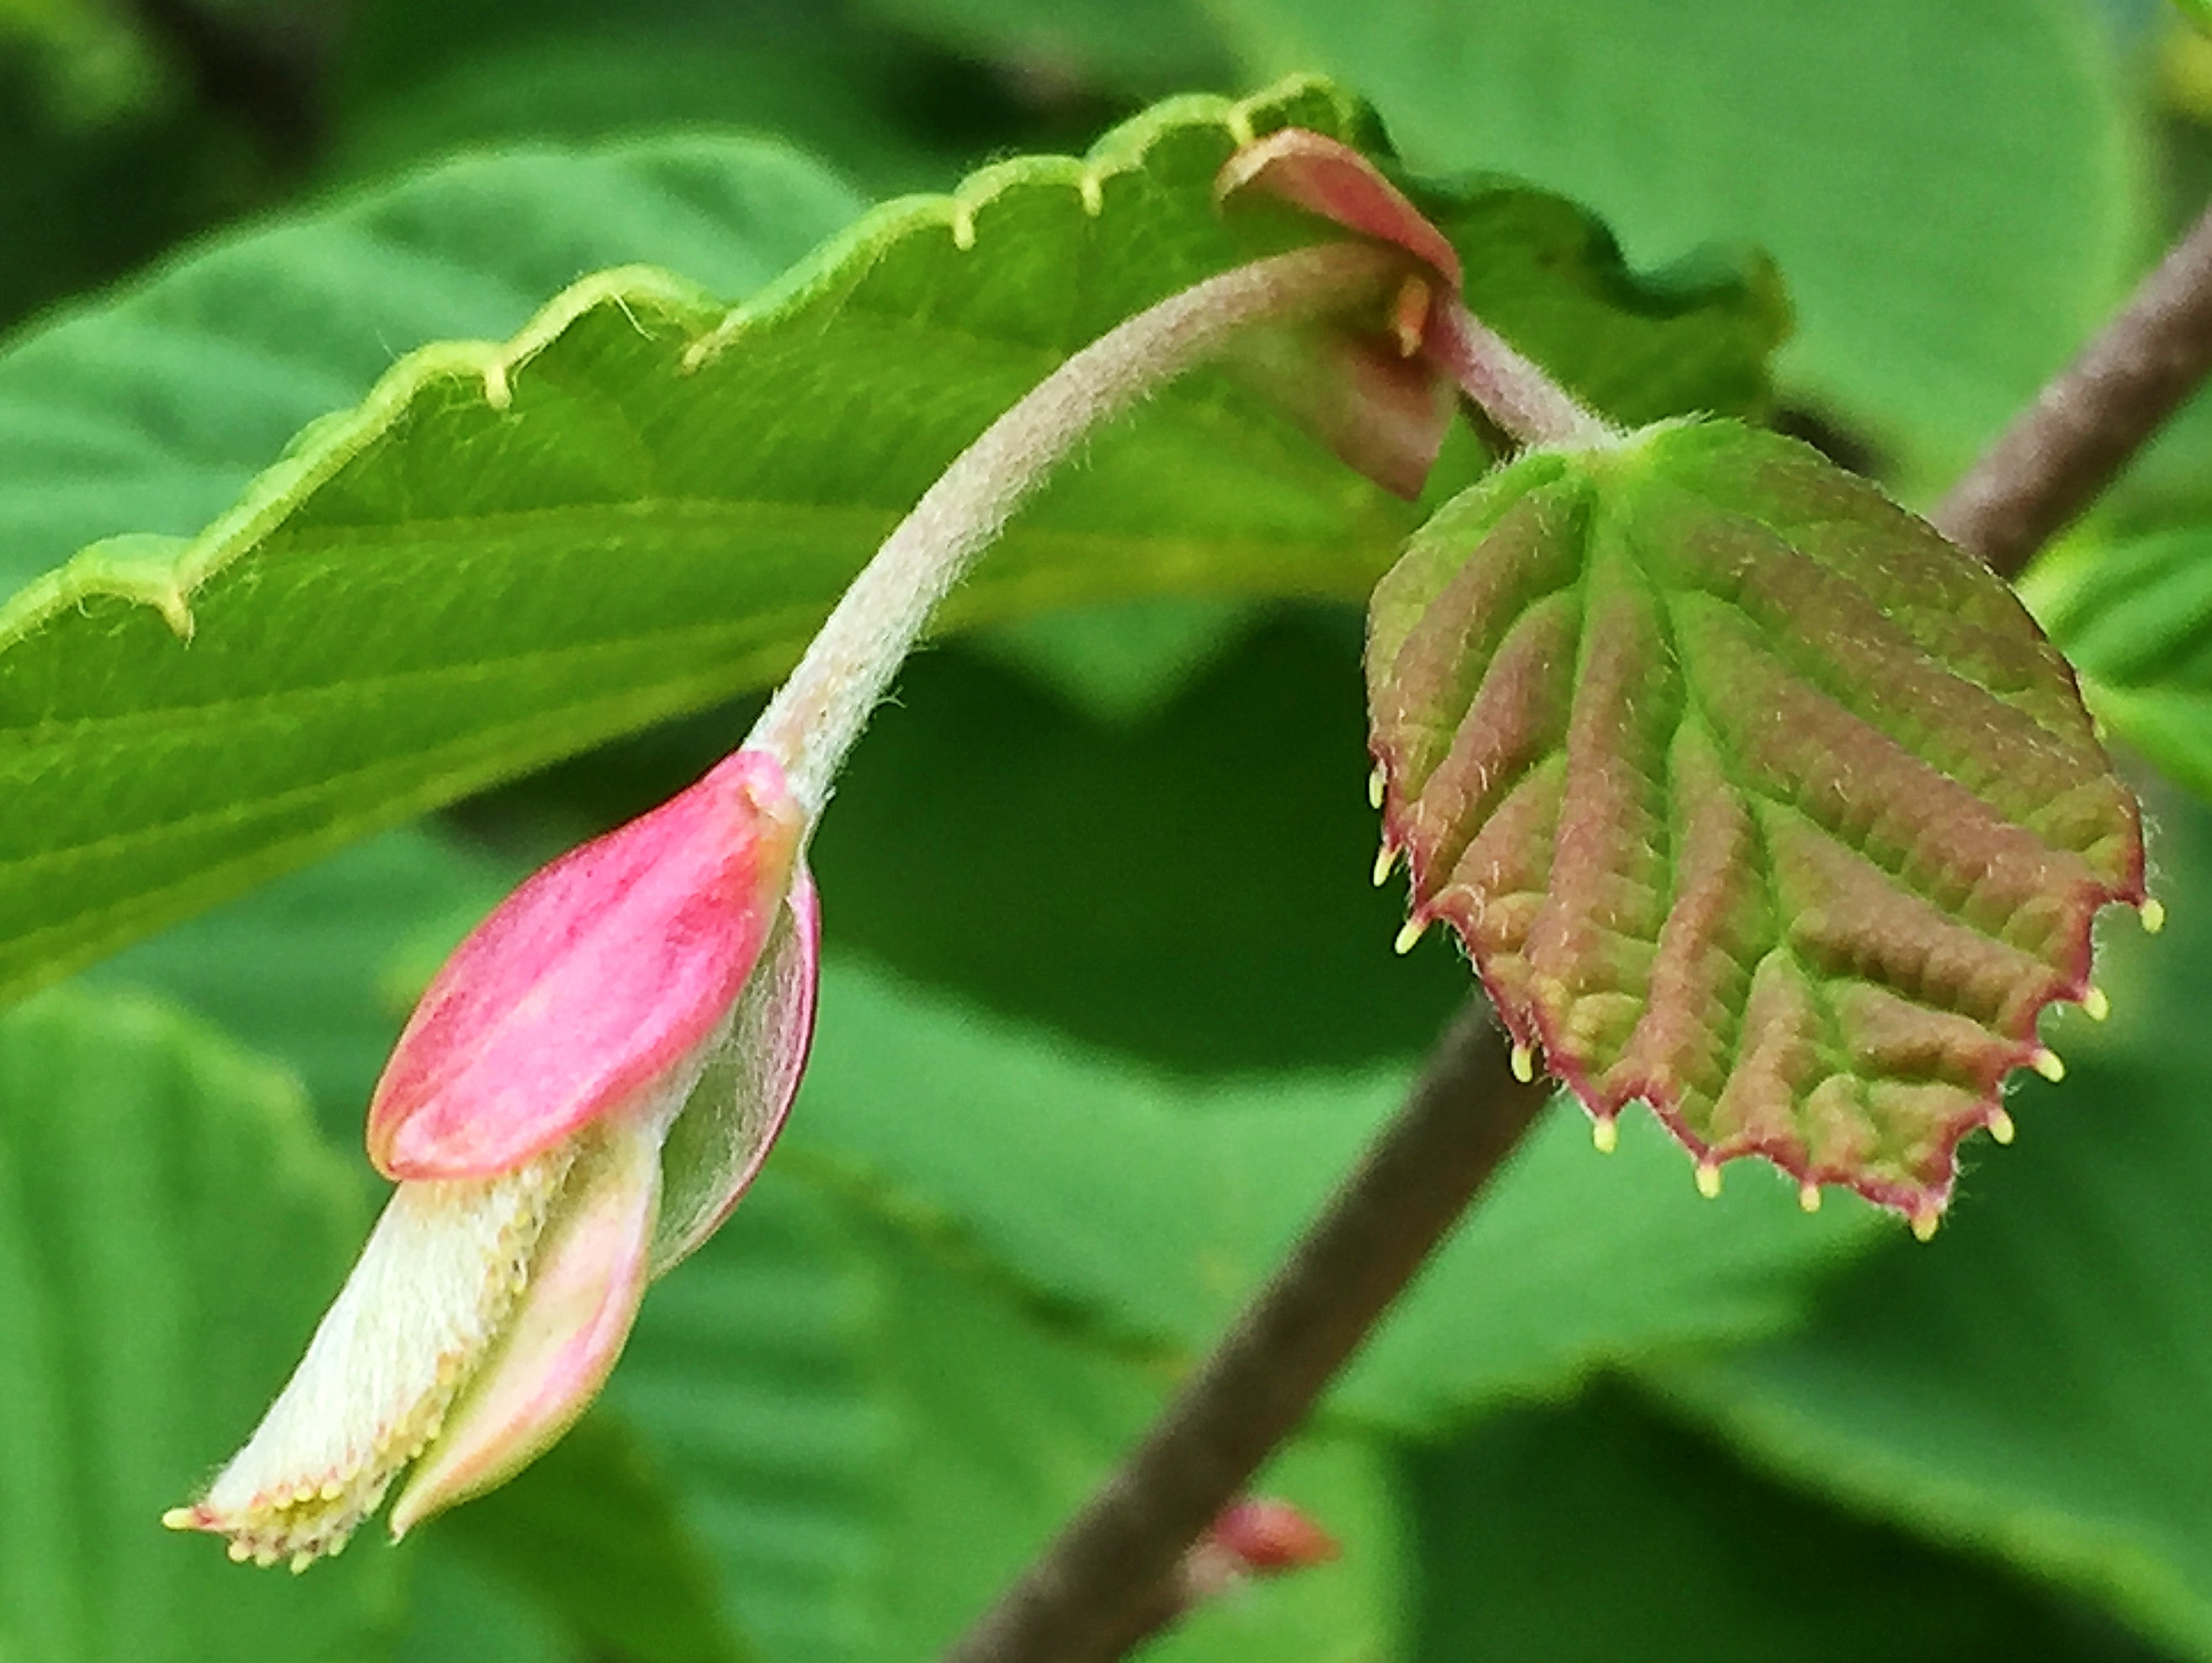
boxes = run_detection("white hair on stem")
[744,242,1406,815]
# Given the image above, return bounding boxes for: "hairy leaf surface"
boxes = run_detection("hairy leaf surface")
[0,78,1781,1002]
[1369,420,2143,1217]
[1653,790,2212,1658]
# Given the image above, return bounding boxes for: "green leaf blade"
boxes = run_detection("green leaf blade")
[0,986,400,1660]
[0,78,1786,1001]
[1370,421,2144,1217]
[2024,526,2212,810]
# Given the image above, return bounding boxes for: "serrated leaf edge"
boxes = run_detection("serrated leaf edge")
[0,74,1369,655]
[1375,433,2146,1225]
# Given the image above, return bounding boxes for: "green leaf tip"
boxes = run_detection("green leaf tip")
[1367,418,2146,1221]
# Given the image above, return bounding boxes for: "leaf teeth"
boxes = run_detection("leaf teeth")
[2140,897,2167,934]
[1365,422,2146,1224]
[1510,1041,1537,1085]
[1911,1204,1943,1243]
[1590,1116,1619,1155]
[1798,1182,1822,1214]
[1369,764,1386,810]
[1373,842,1400,886]
[1694,1161,1723,1200]
[1392,917,1430,955]
[1988,1108,2018,1145]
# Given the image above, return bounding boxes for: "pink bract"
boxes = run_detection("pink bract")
[367,748,807,1181]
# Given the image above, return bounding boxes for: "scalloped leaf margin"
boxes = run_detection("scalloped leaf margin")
[1368,418,2146,1224]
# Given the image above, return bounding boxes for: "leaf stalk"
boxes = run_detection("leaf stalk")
[746,242,1406,813]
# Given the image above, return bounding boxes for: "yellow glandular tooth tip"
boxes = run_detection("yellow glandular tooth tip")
[2082,986,2110,1023]
[1591,1117,1618,1155]
[1368,765,1386,810]
[2030,1048,2065,1084]
[1694,1161,1723,1200]
[1510,1041,1535,1085]
[1393,917,1429,956]
[1798,1182,1822,1214]
[161,1507,197,1532]
[1989,1108,2017,1145]
[1373,843,1398,887]
[1911,1207,1941,1243]
[2141,896,2167,935]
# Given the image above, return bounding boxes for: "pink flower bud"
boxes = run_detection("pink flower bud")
[1201,1498,1341,1578]
[1179,1497,1341,1606]
[167,750,819,1567]
[368,749,806,1180]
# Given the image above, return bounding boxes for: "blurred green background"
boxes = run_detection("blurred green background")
[5,1,2212,1660]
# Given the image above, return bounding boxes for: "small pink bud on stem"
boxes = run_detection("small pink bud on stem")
[173,162,1455,1569]
[1114,1497,1341,1650]
[1219,128,1615,450]
[1189,1497,1341,1588]
[168,752,820,1565]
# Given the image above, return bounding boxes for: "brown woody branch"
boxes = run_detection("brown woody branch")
[942,1004,1548,1663]
[946,183,2212,1663]
[1933,199,2212,578]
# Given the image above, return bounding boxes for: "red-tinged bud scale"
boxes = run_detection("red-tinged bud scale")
[170,750,819,1566]
[368,750,806,1181]
[1180,1497,1342,1606]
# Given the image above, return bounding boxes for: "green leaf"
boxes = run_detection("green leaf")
[328,2,972,199]
[615,1167,1400,1663]
[2022,528,2212,807]
[0,78,1784,1005]
[1417,184,1788,432]
[811,614,1472,1071]
[610,1174,880,1663]
[777,954,1881,1438]
[851,0,1235,94]
[85,826,513,1140]
[965,595,1261,725]
[1646,785,2212,1659]
[0,986,401,1661]
[1406,1383,2167,1662]
[1216,0,2146,486]
[434,1407,757,1663]
[0,135,866,594]
[844,1203,1401,1663]
[1368,419,2143,1217]
[396,1548,582,1663]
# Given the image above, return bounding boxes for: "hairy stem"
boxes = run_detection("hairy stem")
[941,1004,1550,1663]
[747,242,1404,812]
[939,163,2212,1663]
[1427,292,1617,449]
[1933,199,2212,578]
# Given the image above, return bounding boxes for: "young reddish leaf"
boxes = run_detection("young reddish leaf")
[1369,418,2146,1224]
[1213,126,1465,498]
[1216,127,1463,288]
